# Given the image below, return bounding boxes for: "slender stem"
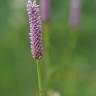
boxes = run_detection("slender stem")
[36,60,42,96]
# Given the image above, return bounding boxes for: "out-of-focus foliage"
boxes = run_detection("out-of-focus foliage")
[0,0,96,96]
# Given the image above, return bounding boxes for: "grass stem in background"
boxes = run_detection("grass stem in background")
[43,22,51,94]
[40,0,51,93]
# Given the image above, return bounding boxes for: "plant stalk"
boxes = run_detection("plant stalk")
[36,60,43,96]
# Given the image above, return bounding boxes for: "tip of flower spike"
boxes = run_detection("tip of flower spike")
[33,0,36,5]
[27,0,32,9]
[33,0,40,7]
[27,0,32,4]
[27,0,39,7]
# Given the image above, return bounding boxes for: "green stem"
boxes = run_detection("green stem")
[36,60,42,96]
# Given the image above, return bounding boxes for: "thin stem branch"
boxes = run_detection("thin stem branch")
[36,60,42,96]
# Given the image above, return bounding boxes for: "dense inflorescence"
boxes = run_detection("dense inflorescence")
[27,0,43,59]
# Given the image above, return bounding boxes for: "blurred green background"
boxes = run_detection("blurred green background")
[0,0,96,96]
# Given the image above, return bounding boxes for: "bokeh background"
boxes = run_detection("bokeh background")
[0,0,96,96]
